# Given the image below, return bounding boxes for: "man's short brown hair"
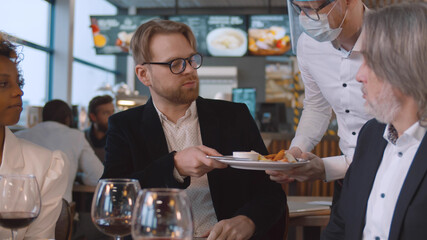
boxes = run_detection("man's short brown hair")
[88,95,114,115]
[130,19,197,65]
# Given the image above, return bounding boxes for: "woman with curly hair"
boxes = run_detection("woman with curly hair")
[0,32,69,239]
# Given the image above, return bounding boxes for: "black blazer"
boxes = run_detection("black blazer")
[102,97,286,239]
[322,119,427,240]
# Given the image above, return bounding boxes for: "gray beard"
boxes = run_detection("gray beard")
[364,83,401,124]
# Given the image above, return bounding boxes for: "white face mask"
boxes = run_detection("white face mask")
[299,2,348,42]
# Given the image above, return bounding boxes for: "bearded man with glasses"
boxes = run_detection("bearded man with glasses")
[267,0,372,205]
[102,19,286,240]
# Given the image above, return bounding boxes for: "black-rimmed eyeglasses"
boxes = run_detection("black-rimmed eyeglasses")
[141,53,203,74]
[291,0,335,21]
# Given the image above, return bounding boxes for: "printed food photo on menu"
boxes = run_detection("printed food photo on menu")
[249,15,291,56]
[89,15,159,54]
[205,15,248,57]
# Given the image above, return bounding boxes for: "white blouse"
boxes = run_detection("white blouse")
[0,127,69,240]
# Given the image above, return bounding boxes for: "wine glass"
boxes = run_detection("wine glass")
[91,178,141,240]
[132,188,193,240]
[0,174,41,240]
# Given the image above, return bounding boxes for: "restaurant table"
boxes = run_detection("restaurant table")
[72,184,96,212]
[287,196,332,240]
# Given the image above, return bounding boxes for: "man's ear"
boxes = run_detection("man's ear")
[135,65,152,87]
[89,112,97,122]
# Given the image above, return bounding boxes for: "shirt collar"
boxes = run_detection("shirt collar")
[2,127,25,169]
[383,121,427,145]
[153,100,197,124]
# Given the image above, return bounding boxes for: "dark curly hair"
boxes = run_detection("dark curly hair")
[0,32,24,88]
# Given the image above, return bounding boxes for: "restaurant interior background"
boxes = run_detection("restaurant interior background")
[1,0,414,239]
[1,0,409,193]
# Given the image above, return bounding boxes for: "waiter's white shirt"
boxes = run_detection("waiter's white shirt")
[290,31,372,181]
[363,122,426,240]
[15,121,103,202]
[154,101,217,237]
[0,127,69,240]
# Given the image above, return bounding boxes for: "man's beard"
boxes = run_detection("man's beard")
[153,75,199,105]
[363,83,401,124]
[169,83,199,104]
[96,122,108,133]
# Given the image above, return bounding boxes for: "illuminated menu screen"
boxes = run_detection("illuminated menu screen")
[169,15,247,57]
[89,14,292,57]
[90,15,160,54]
[168,15,210,56]
[248,15,291,56]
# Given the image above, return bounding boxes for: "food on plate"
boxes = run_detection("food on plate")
[248,26,291,55]
[245,150,297,163]
[258,149,297,163]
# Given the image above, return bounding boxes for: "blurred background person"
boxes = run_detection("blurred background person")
[0,32,68,239]
[84,95,115,162]
[15,99,103,202]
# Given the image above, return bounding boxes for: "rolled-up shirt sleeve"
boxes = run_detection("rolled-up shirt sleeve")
[323,155,352,182]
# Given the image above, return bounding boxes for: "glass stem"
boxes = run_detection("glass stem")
[11,229,17,240]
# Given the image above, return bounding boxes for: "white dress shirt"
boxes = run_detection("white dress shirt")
[15,121,103,202]
[363,122,426,240]
[154,101,217,237]
[1,127,69,240]
[290,31,372,181]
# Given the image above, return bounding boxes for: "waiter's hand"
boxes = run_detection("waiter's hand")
[266,151,326,183]
[264,146,302,183]
[174,145,227,177]
[205,215,255,240]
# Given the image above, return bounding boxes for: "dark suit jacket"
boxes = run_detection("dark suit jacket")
[322,119,427,240]
[102,97,286,239]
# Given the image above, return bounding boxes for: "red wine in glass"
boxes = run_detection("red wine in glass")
[0,212,38,229]
[95,217,132,236]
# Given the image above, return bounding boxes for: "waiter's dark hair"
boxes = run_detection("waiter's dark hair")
[42,99,73,126]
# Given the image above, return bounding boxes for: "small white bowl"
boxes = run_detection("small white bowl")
[233,151,258,161]
[206,27,248,57]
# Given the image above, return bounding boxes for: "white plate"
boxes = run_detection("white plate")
[207,156,309,171]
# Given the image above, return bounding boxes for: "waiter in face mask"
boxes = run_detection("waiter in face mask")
[266,0,372,204]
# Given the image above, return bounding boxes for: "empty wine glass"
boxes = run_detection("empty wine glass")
[132,188,193,240]
[0,174,41,240]
[91,178,141,240]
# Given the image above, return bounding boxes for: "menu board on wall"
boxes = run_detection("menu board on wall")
[248,15,291,56]
[205,15,247,57]
[90,15,160,54]
[168,15,209,56]
[169,15,247,57]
